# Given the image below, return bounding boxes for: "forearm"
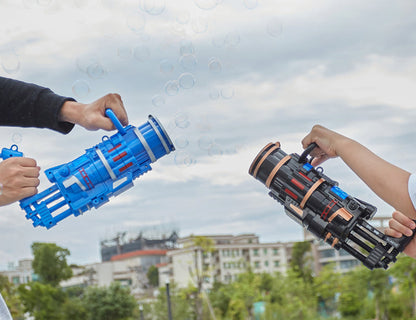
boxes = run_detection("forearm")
[335,138,416,219]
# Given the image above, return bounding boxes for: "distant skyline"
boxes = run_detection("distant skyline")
[1,0,416,269]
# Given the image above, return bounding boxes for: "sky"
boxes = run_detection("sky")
[1,0,416,269]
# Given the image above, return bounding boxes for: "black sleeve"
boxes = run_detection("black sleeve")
[0,76,76,134]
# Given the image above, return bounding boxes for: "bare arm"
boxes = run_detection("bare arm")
[302,125,416,219]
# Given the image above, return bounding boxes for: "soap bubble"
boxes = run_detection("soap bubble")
[175,112,190,128]
[12,133,22,144]
[208,57,222,73]
[198,136,213,150]
[221,87,235,99]
[165,80,180,96]
[191,17,208,33]
[87,62,106,79]
[224,32,240,47]
[152,94,165,107]
[160,59,174,74]
[179,73,196,89]
[175,136,189,148]
[117,46,132,59]
[208,144,223,156]
[126,11,146,33]
[243,0,258,9]
[140,0,166,15]
[76,54,98,73]
[174,151,194,166]
[72,80,90,98]
[267,17,283,37]
[179,40,195,55]
[209,88,220,100]
[133,45,151,61]
[179,54,197,70]
[194,0,218,10]
[1,51,20,74]
[176,11,190,24]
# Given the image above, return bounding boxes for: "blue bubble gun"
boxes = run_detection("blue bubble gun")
[17,109,175,229]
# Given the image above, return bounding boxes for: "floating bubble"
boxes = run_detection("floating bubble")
[175,112,190,129]
[208,57,222,73]
[176,11,190,24]
[191,17,208,33]
[175,136,189,149]
[174,151,194,167]
[152,94,165,107]
[72,80,90,98]
[209,88,220,100]
[179,54,197,70]
[194,0,218,10]
[208,144,223,156]
[1,51,20,74]
[243,0,258,9]
[76,54,99,73]
[126,11,146,33]
[211,34,225,48]
[87,62,106,79]
[37,0,53,6]
[179,40,195,55]
[198,136,213,150]
[160,59,174,74]
[179,73,196,89]
[224,32,240,48]
[165,80,180,96]
[133,45,151,61]
[140,0,166,15]
[267,17,283,37]
[12,133,22,144]
[117,46,132,59]
[221,87,235,99]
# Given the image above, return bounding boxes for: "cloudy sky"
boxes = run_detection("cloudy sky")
[1,0,416,269]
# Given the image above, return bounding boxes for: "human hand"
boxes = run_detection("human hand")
[301,125,350,166]
[385,210,416,259]
[59,93,129,131]
[0,157,40,206]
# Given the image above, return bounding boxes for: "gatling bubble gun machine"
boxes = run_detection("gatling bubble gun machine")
[249,142,415,269]
[0,109,175,229]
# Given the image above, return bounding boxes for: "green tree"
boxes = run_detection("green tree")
[31,242,72,286]
[18,282,66,320]
[83,282,137,320]
[152,282,193,320]
[147,265,159,287]
[0,275,25,319]
[290,241,313,282]
[314,263,340,316]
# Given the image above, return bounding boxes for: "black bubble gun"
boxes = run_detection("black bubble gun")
[249,142,415,270]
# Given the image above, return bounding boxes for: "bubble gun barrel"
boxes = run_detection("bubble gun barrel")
[249,142,415,270]
[17,109,175,229]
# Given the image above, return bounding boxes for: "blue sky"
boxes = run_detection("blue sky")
[1,0,416,268]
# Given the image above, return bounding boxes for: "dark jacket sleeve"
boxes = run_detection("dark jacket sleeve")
[0,76,76,134]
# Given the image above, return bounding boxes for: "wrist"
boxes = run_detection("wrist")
[59,101,84,124]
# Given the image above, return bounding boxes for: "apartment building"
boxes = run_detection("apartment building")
[159,234,294,289]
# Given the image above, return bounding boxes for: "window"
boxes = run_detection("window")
[263,248,268,255]
[264,261,269,267]
[254,261,260,268]
[273,248,279,255]
[340,260,359,270]
[320,249,335,258]
[253,249,259,256]
[274,261,279,267]
[12,276,20,285]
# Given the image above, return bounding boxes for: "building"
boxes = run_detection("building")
[159,234,294,289]
[0,259,35,285]
[100,231,178,261]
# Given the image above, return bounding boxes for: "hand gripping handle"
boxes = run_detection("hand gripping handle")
[105,109,126,135]
[396,223,416,252]
[299,142,318,164]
